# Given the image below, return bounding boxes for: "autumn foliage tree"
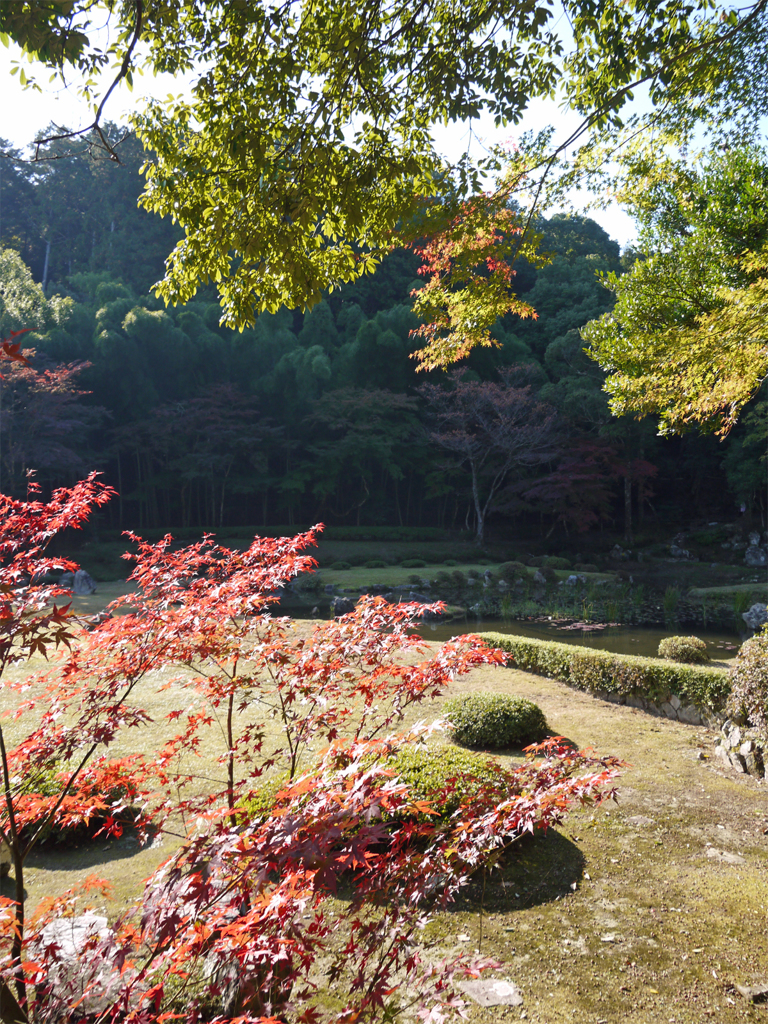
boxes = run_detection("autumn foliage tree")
[420,368,559,544]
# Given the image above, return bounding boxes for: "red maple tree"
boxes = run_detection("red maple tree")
[0,336,622,1023]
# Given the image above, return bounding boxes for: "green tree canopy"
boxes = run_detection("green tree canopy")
[3,0,767,330]
[582,146,768,436]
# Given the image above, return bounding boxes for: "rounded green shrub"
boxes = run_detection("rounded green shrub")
[541,566,558,584]
[727,630,768,738]
[443,692,548,750]
[498,561,528,584]
[406,573,423,585]
[401,558,427,568]
[364,559,387,568]
[658,635,710,664]
[443,559,458,566]
[542,556,571,570]
[450,569,467,588]
[330,561,352,570]
[387,744,519,818]
[573,562,599,573]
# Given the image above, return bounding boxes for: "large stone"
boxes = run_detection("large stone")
[742,603,768,630]
[669,544,691,559]
[458,979,523,1007]
[735,982,768,1003]
[73,569,97,595]
[36,913,136,1014]
[745,750,765,778]
[749,531,762,547]
[331,596,355,615]
[744,546,767,567]
[729,751,747,773]
[678,705,702,725]
[58,571,75,588]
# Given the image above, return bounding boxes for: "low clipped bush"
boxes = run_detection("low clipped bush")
[658,635,710,664]
[364,559,388,569]
[542,556,571,570]
[330,561,352,570]
[526,555,544,567]
[296,574,324,593]
[450,569,467,588]
[443,559,458,566]
[386,745,520,818]
[498,561,529,584]
[443,692,548,750]
[22,765,139,847]
[401,558,427,568]
[573,562,599,573]
[727,630,768,738]
[541,566,558,584]
[406,573,423,585]
[480,632,730,712]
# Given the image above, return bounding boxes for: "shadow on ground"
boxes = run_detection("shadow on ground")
[451,829,587,915]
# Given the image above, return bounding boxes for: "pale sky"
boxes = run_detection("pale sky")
[0,40,638,249]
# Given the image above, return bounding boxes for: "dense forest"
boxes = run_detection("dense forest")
[0,126,765,543]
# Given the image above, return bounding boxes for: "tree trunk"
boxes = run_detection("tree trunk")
[624,475,633,544]
[470,464,484,544]
[41,239,51,290]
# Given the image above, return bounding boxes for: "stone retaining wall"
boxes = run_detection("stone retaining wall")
[714,720,766,778]
[591,688,724,729]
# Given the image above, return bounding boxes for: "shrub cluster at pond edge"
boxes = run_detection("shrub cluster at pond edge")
[658,635,710,664]
[480,633,730,713]
[443,692,548,749]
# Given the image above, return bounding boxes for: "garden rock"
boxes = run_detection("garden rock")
[715,721,765,778]
[744,545,767,567]
[735,982,768,1003]
[73,569,97,595]
[458,979,523,1008]
[324,584,336,594]
[58,571,75,588]
[564,574,586,586]
[669,543,691,559]
[37,913,133,1014]
[331,596,355,615]
[742,603,768,630]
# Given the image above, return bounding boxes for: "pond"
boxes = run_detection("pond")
[69,582,744,664]
[413,616,743,663]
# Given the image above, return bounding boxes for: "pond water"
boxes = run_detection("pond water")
[413,617,743,663]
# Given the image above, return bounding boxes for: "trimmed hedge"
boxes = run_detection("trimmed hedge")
[480,632,730,712]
